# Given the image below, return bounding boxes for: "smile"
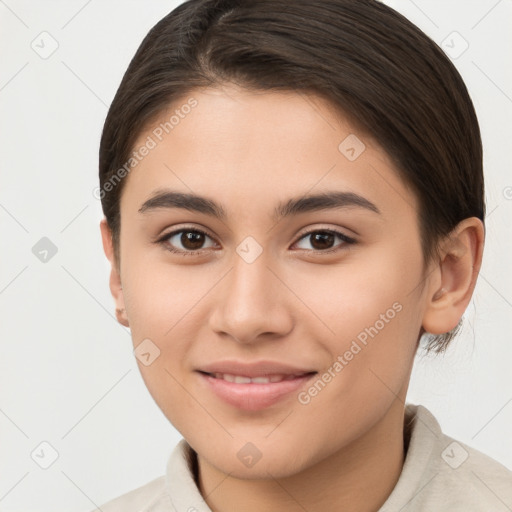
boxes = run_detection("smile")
[197,371,317,411]
[208,372,308,384]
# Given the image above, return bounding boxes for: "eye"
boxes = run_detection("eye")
[156,227,217,255]
[292,229,356,253]
[156,226,356,257]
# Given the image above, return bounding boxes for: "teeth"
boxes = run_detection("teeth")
[212,373,302,383]
[234,375,252,384]
[252,377,271,383]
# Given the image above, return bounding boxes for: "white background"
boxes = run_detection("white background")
[0,1,511,510]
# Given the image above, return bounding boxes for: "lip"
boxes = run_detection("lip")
[197,360,315,378]
[196,360,317,411]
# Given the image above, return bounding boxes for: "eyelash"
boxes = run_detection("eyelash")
[155,226,357,257]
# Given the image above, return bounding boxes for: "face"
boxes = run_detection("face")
[109,85,432,479]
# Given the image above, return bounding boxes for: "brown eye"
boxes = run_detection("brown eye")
[294,229,356,253]
[180,231,207,250]
[159,228,217,255]
[310,232,336,250]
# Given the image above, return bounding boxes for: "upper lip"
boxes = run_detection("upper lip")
[197,360,317,378]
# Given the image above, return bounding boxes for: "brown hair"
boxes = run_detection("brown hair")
[99,0,485,352]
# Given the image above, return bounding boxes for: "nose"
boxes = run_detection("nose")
[208,252,294,345]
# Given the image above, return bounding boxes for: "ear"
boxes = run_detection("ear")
[100,219,129,327]
[422,217,485,335]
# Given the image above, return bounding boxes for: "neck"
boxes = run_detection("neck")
[196,400,407,512]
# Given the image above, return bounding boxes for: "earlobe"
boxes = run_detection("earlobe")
[100,219,130,328]
[422,217,484,336]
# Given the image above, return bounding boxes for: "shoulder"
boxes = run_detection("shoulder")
[382,403,512,511]
[427,433,512,510]
[88,475,168,512]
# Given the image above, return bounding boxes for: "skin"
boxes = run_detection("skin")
[100,84,484,512]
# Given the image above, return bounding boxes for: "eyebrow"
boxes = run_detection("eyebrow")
[138,189,380,221]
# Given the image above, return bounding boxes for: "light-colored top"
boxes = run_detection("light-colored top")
[91,403,512,511]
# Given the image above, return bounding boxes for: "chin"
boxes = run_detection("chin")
[196,437,314,480]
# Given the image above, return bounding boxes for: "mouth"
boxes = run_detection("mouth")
[200,371,315,384]
[196,369,318,411]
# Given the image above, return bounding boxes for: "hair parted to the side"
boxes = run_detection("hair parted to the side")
[98,0,485,353]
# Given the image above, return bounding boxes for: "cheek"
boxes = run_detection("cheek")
[287,240,422,342]
[121,246,215,341]
[292,246,422,409]
[120,248,218,416]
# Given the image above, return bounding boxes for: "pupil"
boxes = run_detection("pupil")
[182,231,204,249]
[312,232,334,250]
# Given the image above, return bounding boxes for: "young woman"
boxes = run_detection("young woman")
[95,0,512,510]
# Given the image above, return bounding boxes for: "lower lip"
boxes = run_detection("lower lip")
[197,372,316,411]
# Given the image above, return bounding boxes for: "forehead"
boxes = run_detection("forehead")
[121,85,418,221]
